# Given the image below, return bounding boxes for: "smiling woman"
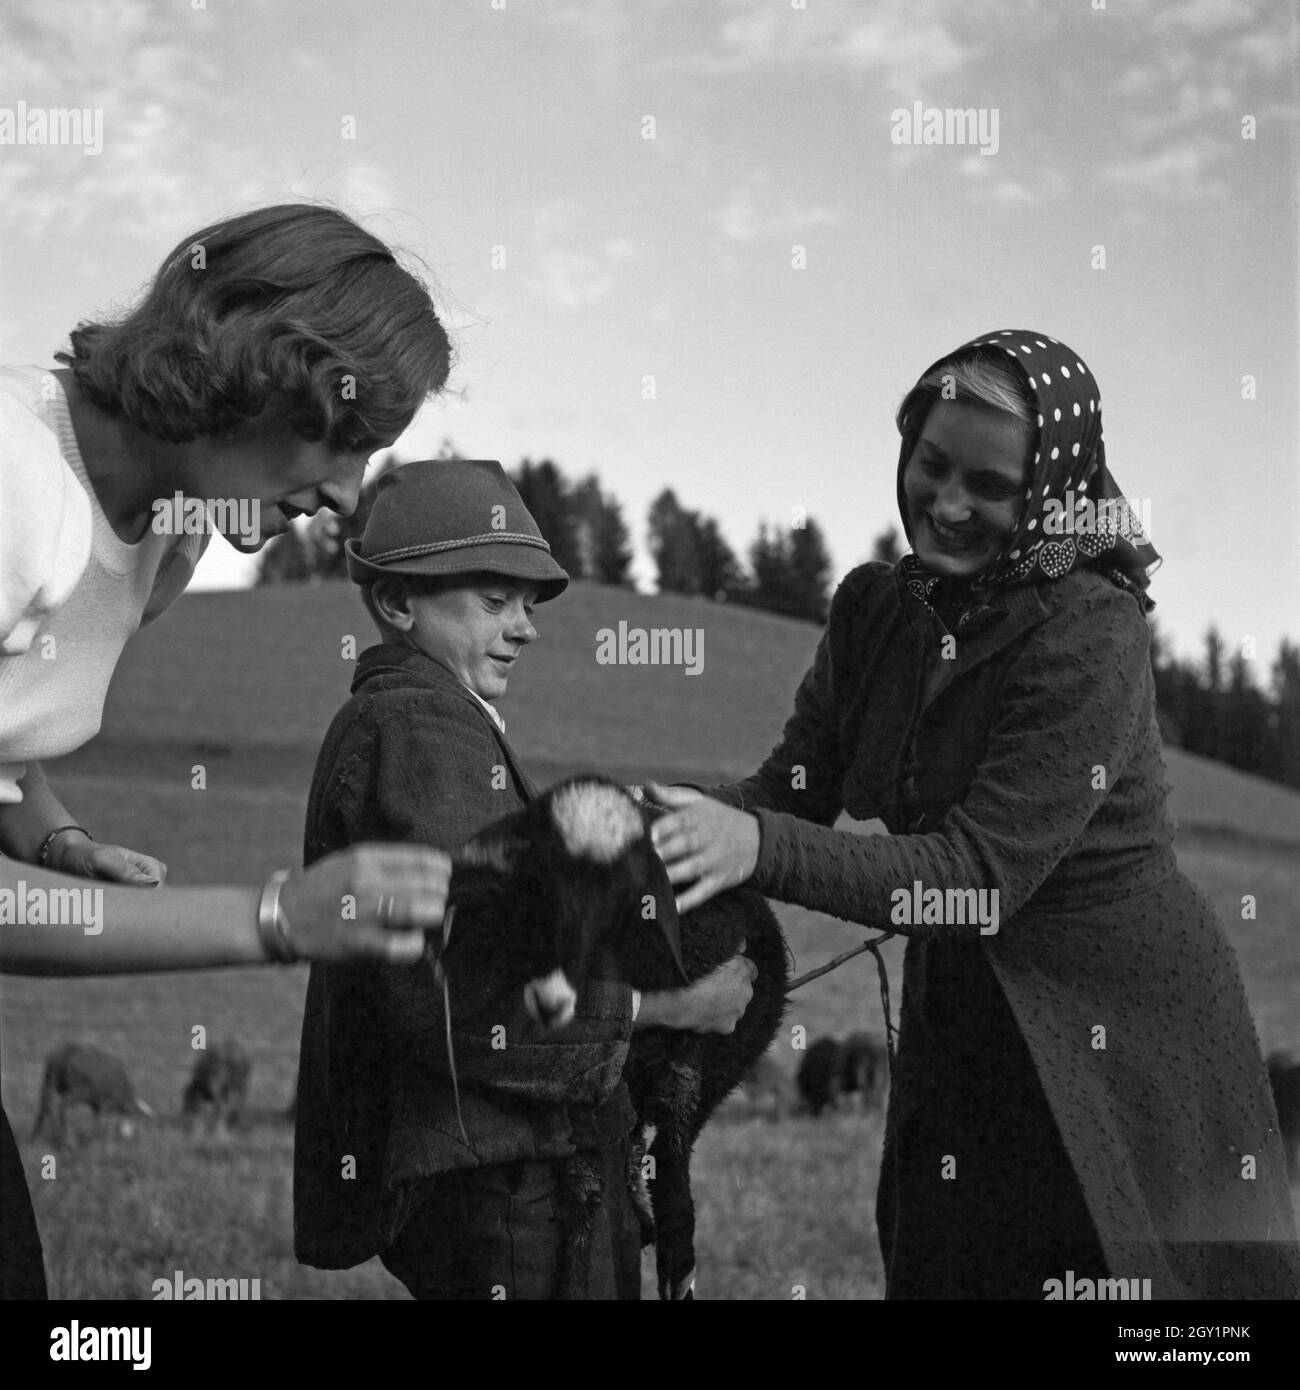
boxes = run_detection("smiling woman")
[0,203,458,1299]
[901,355,1035,578]
[48,204,452,553]
[650,329,1300,1300]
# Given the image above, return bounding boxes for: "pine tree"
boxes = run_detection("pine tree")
[513,458,581,575]
[572,475,633,585]
[648,489,702,594]
[870,526,903,566]
[694,515,743,600]
[789,517,832,623]
[1270,639,1300,790]
[745,523,796,617]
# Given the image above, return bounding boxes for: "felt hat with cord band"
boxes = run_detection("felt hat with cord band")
[344,458,569,602]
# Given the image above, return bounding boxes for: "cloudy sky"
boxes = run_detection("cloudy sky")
[2,0,1295,663]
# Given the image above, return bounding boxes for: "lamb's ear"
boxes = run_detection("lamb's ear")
[641,841,689,982]
[453,836,524,875]
[448,834,529,910]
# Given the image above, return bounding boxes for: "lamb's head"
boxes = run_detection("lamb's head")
[548,782,644,864]
[450,779,684,1028]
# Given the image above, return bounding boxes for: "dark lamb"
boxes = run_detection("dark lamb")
[840,1030,889,1112]
[796,1036,844,1116]
[443,777,789,1300]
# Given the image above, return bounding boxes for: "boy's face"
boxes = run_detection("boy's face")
[397,575,540,701]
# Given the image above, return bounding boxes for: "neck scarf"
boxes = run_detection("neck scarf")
[895,330,1162,632]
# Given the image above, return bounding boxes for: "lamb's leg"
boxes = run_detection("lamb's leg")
[649,1125,698,1300]
[626,1126,656,1247]
[554,1152,605,1300]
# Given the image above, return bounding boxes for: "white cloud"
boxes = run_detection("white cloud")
[523,202,641,308]
[1101,0,1292,202]
[959,156,1067,206]
[1099,139,1229,202]
[547,0,676,90]
[835,13,974,92]
[714,171,840,242]
[670,0,976,92]
[1150,0,1258,36]
[531,250,615,308]
[0,0,234,237]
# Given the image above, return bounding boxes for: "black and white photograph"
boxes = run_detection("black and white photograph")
[1,0,1297,1362]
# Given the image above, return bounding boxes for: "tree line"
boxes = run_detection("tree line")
[257,451,1299,794]
[257,446,839,623]
[1150,626,1300,794]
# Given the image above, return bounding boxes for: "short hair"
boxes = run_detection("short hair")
[359,571,538,642]
[358,573,446,642]
[895,350,1034,462]
[56,203,452,448]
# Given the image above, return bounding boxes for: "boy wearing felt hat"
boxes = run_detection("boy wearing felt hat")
[292,459,752,1299]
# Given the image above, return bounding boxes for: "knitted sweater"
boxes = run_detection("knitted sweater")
[0,365,207,802]
[710,561,1300,1299]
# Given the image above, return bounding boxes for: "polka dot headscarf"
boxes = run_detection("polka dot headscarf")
[894,330,1162,632]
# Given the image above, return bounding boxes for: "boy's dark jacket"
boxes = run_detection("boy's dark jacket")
[294,643,636,1270]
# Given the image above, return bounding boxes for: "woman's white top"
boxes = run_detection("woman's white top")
[0,365,208,803]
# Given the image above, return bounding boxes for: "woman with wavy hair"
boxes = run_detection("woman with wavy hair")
[0,203,456,1298]
[650,330,1300,1300]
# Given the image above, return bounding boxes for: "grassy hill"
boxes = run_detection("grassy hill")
[6,578,1298,1299]
[55,576,1300,849]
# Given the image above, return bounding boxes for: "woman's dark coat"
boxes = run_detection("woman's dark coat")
[712,561,1300,1299]
[293,643,635,1270]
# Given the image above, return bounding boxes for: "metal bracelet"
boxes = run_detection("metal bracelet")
[256,869,297,963]
[38,825,91,868]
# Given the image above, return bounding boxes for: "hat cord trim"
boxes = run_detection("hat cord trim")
[367,533,553,563]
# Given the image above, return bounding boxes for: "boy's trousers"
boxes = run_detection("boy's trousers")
[380,1140,642,1300]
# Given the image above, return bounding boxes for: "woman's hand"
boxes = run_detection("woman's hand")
[637,949,757,1034]
[647,782,760,913]
[52,832,166,886]
[276,842,451,965]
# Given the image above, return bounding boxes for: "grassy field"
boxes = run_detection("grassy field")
[3,579,1297,1300]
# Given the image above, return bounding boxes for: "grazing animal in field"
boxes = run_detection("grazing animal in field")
[32,1043,154,1141]
[1266,1050,1300,1180]
[796,1037,845,1117]
[182,1040,252,1134]
[446,777,789,1300]
[840,1031,889,1112]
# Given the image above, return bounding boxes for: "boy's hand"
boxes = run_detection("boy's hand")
[635,948,757,1034]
